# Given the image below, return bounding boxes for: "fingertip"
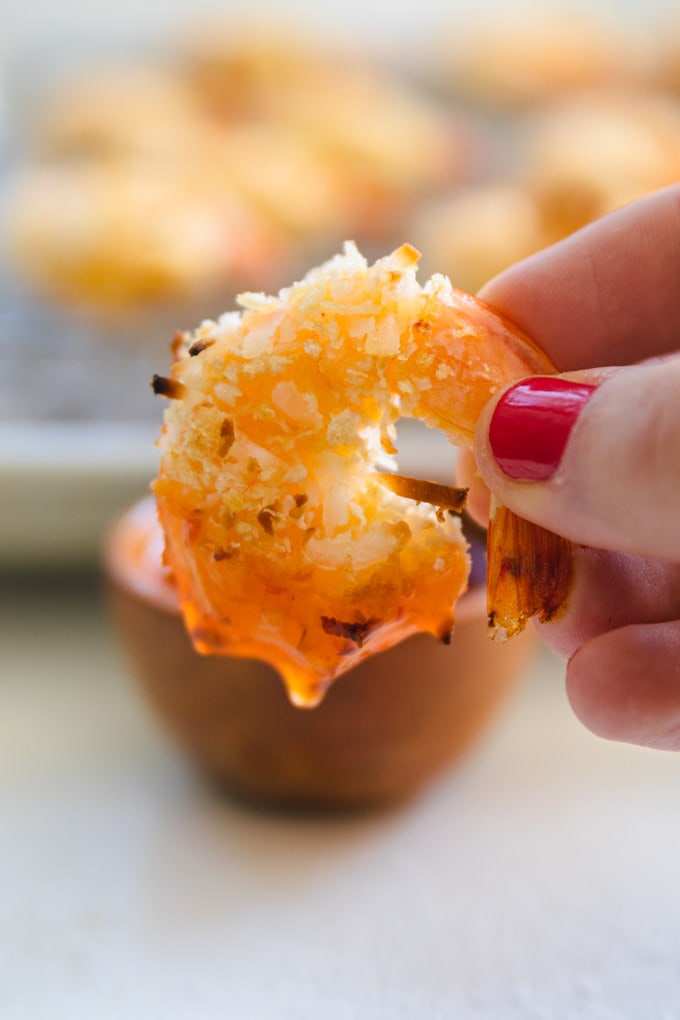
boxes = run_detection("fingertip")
[454,447,490,527]
[566,623,680,750]
[474,358,680,559]
[472,389,502,495]
[565,639,625,744]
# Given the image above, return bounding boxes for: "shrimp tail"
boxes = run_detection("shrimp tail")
[486,498,573,641]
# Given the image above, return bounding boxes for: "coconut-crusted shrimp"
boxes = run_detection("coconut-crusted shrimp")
[153,243,571,706]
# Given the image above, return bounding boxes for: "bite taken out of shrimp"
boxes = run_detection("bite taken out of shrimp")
[153,243,572,707]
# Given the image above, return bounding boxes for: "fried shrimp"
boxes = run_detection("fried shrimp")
[154,243,570,706]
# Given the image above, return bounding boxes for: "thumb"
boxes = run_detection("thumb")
[474,355,680,560]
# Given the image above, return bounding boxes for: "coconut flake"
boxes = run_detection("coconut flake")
[326,409,361,447]
[365,315,401,356]
[237,291,279,312]
[271,381,322,428]
[240,318,278,359]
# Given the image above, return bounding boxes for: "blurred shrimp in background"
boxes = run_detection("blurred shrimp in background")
[3,19,467,312]
[2,0,680,558]
[410,4,680,289]
[0,8,471,564]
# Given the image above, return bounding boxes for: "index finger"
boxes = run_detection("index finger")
[477,185,680,371]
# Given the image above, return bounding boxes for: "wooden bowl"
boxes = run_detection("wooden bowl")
[104,497,536,809]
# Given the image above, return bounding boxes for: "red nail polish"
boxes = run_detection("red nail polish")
[489,377,597,481]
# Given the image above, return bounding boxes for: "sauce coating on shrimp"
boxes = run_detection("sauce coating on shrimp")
[154,243,567,706]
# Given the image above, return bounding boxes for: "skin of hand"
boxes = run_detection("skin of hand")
[467,185,680,750]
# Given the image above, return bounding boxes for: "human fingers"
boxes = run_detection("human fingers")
[535,548,680,661]
[477,185,680,370]
[454,447,490,526]
[454,444,680,660]
[566,620,680,749]
[474,356,680,560]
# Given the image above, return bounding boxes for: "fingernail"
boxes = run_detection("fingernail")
[489,377,597,481]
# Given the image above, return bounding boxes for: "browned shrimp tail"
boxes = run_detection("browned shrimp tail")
[486,501,573,641]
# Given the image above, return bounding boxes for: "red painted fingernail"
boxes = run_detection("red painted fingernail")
[489,377,597,481]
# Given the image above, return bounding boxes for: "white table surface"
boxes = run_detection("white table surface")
[2,575,680,1020]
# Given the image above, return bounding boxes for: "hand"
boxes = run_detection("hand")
[472,185,680,750]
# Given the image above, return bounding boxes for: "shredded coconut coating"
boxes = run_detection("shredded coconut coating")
[154,243,553,706]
